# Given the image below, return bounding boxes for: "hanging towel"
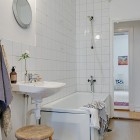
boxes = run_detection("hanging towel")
[0,44,13,137]
[1,106,12,137]
[90,100,105,110]
[0,44,12,106]
[80,106,100,129]
[98,107,108,136]
[81,101,108,136]
[89,100,108,136]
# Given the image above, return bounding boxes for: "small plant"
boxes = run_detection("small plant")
[19,50,30,61]
[19,50,30,82]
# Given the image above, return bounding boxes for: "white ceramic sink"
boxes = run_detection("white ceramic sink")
[12,81,66,100]
[12,81,66,120]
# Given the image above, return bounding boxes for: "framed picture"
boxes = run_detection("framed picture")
[118,56,128,65]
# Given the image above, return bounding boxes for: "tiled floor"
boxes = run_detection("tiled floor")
[104,119,140,140]
[114,110,140,120]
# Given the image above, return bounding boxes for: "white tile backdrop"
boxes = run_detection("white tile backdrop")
[2,0,77,106]
[76,0,110,93]
[36,0,77,104]
[2,0,111,106]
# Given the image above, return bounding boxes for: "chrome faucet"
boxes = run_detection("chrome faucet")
[28,73,42,83]
[88,76,96,93]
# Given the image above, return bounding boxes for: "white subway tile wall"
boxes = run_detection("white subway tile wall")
[76,0,110,93]
[3,0,110,103]
[3,0,77,105]
[36,0,77,104]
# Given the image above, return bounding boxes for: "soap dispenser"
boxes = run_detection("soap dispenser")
[10,66,17,83]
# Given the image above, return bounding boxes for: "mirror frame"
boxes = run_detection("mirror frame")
[12,0,32,29]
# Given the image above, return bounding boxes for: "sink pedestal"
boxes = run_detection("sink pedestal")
[12,81,66,124]
[34,99,42,120]
[26,99,42,124]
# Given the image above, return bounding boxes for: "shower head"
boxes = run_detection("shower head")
[88,16,94,21]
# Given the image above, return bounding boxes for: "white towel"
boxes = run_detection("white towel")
[92,100,105,109]
[80,107,100,129]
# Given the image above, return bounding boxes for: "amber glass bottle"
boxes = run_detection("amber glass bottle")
[10,66,17,83]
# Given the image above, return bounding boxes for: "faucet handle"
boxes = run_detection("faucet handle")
[88,76,96,82]
[28,73,33,81]
[36,75,42,81]
[33,74,42,81]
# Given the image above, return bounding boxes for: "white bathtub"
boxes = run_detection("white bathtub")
[41,92,110,140]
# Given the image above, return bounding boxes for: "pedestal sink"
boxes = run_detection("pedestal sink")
[12,81,66,121]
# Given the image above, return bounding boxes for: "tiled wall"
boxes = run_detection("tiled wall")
[2,0,76,104]
[76,0,110,93]
[2,1,76,139]
[36,0,77,104]
[2,39,33,81]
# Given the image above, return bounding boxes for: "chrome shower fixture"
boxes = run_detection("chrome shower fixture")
[88,76,96,93]
[88,16,94,49]
[87,16,94,21]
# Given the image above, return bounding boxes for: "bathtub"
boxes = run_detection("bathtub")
[41,92,110,140]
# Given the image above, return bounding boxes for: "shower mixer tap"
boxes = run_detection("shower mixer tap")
[88,16,94,21]
[88,76,96,93]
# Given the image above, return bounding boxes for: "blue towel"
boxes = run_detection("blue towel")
[0,45,13,137]
[0,45,12,113]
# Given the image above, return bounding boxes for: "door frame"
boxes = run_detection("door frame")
[110,19,137,117]
[114,28,133,111]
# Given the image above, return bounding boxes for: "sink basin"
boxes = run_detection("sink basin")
[12,81,66,120]
[12,81,66,100]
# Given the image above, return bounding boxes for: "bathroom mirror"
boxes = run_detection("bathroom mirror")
[12,0,32,29]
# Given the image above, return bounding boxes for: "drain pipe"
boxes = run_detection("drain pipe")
[26,99,42,125]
